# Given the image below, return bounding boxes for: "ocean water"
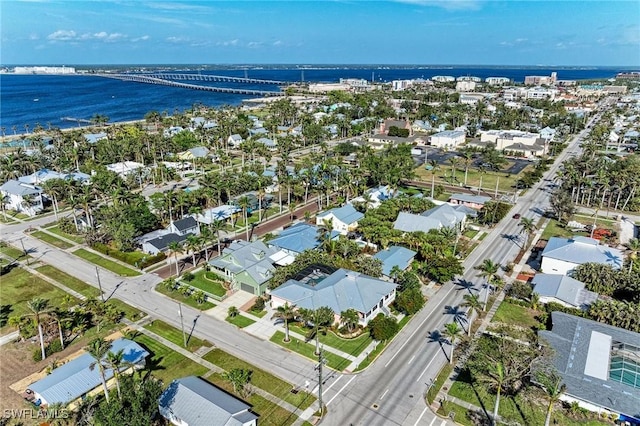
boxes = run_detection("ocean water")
[0,66,624,132]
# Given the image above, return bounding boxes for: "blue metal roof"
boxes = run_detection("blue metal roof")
[317,204,363,226]
[542,236,624,269]
[268,223,336,254]
[29,339,148,406]
[373,246,417,276]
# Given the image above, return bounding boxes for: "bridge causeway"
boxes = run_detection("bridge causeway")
[97,73,286,96]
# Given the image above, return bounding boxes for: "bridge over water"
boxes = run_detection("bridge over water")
[97,73,286,96]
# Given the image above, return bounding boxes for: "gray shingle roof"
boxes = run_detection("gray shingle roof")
[449,193,491,205]
[158,376,258,426]
[542,236,624,269]
[172,217,198,232]
[531,273,598,308]
[146,232,191,252]
[0,179,42,196]
[394,204,466,234]
[29,339,148,406]
[539,312,640,420]
[271,268,397,314]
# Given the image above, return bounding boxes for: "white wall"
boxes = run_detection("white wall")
[541,257,577,276]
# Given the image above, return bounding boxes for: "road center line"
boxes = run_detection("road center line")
[326,375,356,406]
[380,389,389,399]
[408,355,416,365]
[385,283,458,367]
[414,406,430,426]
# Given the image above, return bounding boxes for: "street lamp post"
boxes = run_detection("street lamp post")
[95,266,105,302]
[178,302,187,347]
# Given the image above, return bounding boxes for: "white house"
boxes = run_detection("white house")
[228,134,244,148]
[0,180,43,216]
[428,130,466,150]
[106,161,145,178]
[168,217,200,236]
[540,236,624,276]
[316,204,364,235]
[531,273,598,309]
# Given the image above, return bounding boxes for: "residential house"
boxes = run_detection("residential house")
[84,132,107,144]
[228,134,244,148]
[18,169,89,185]
[142,232,191,255]
[316,204,364,235]
[106,161,145,178]
[158,376,258,426]
[169,217,201,237]
[177,146,210,161]
[28,339,148,408]
[412,120,432,134]
[0,180,43,216]
[193,205,241,225]
[267,223,338,257]
[539,312,640,423]
[531,273,598,309]
[393,204,467,234]
[379,120,411,135]
[256,137,277,151]
[209,240,277,295]
[448,193,491,210]
[541,236,624,275]
[350,185,398,209]
[270,268,397,326]
[428,130,466,150]
[373,246,417,279]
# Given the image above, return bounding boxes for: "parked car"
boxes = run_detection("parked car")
[513,213,521,219]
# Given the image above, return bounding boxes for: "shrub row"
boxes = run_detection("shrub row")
[91,242,166,268]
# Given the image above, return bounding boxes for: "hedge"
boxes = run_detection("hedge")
[91,242,166,268]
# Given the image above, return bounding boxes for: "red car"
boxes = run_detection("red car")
[513,213,521,219]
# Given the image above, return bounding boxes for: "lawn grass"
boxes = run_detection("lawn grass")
[72,248,141,277]
[540,218,576,240]
[491,301,543,330]
[0,266,80,333]
[414,166,525,193]
[144,319,212,352]
[133,335,209,384]
[426,362,453,404]
[437,400,473,426]
[203,348,315,410]
[448,369,609,426]
[226,315,256,328]
[185,270,227,297]
[463,229,479,239]
[35,265,101,298]
[30,230,74,249]
[0,244,28,260]
[155,283,216,310]
[290,324,372,357]
[204,373,298,426]
[270,331,351,371]
[249,309,268,318]
[106,298,144,321]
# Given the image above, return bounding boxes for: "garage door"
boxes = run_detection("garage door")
[240,283,254,295]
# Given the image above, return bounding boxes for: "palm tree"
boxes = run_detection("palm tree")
[272,302,296,342]
[85,337,113,402]
[517,217,537,249]
[340,309,360,334]
[210,220,225,256]
[442,322,462,364]
[186,234,200,268]
[626,238,640,275]
[168,241,182,277]
[488,361,505,425]
[105,349,126,400]
[25,298,53,361]
[461,293,483,336]
[536,371,566,426]
[475,259,500,310]
[237,195,251,240]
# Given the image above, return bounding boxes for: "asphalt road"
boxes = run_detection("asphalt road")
[319,102,609,426]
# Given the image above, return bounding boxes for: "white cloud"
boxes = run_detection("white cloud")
[47,30,77,41]
[216,39,239,47]
[247,41,263,48]
[166,36,189,43]
[132,35,150,42]
[393,0,481,11]
[46,29,135,43]
[273,40,282,46]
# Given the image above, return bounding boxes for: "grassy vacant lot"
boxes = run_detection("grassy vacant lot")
[540,218,576,240]
[144,320,211,352]
[270,331,351,371]
[204,373,298,426]
[414,166,526,193]
[226,315,256,328]
[186,270,227,297]
[30,230,73,249]
[448,369,609,426]
[289,324,372,357]
[204,348,315,410]
[133,335,209,384]
[491,301,542,330]
[106,299,144,321]
[35,265,101,298]
[45,225,85,244]
[72,248,140,277]
[0,266,79,332]
[155,283,216,310]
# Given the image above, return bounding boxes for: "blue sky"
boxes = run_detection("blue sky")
[1,1,639,66]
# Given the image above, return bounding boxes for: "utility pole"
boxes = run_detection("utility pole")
[19,238,29,266]
[95,267,105,302]
[494,177,499,198]
[178,303,187,347]
[316,347,326,415]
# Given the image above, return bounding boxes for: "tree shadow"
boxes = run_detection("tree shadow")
[0,304,13,327]
[427,330,449,361]
[444,305,469,335]
[104,282,122,303]
[461,370,491,422]
[501,233,522,247]
[187,314,200,346]
[454,278,476,294]
[512,395,530,425]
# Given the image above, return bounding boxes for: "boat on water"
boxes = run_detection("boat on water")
[33,98,39,102]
